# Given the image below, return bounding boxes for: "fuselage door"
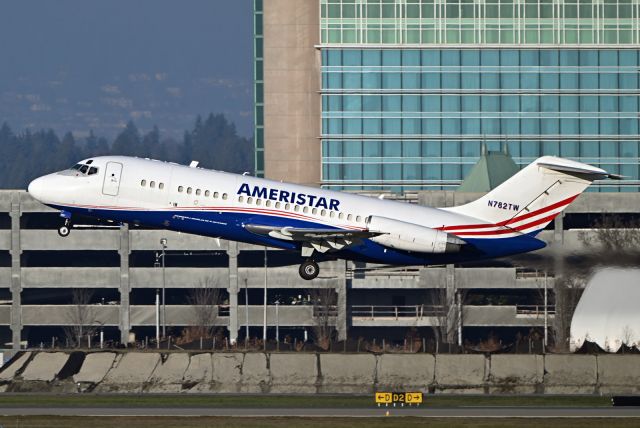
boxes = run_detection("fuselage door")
[102,162,123,196]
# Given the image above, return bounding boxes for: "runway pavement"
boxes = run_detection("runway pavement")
[0,407,639,418]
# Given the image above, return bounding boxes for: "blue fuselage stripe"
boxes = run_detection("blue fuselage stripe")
[53,205,547,265]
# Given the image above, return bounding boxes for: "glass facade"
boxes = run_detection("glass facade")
[321,0,640,46]
[319,1,640,192]
[254,0,264,177]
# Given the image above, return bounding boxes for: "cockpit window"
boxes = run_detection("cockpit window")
[68,163,98,176]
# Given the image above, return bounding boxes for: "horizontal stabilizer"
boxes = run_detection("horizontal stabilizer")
[537,162,622,180]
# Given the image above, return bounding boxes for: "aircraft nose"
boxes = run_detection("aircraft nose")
[28,176,47,202]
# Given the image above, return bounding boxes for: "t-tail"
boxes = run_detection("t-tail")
[444,156,620,237]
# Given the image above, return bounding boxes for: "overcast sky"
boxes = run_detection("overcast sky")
[0,0,253,138]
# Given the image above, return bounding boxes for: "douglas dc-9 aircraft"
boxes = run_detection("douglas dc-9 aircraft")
[28,156,618,280]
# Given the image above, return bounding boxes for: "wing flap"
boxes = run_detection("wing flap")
[243,224,379,251]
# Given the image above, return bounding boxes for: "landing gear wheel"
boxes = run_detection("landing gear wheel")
[299,259,320,280]
[58,219,71,237]
[58,225,70,237]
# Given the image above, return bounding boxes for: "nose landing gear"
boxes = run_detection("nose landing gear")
[58,218,72,237]
[299,259,320,280]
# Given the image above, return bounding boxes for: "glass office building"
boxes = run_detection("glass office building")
[319,0,640,192]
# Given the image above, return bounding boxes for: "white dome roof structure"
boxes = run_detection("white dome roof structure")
[570,268,640,352]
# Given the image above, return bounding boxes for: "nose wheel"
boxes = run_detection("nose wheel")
[299,259,320,280]
[58,219,72,237]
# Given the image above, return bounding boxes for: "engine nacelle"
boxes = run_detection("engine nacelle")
[366,216,465,253]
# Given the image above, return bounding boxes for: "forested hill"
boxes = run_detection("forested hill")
[0,113,254,189]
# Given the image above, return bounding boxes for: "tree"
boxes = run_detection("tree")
[551,276,584,352]
[578,214,640,255]
[111,121,142,156]
[63,288,97,348]
[428,286,467,353]
[308,287,337,351]
[184,277,222,341]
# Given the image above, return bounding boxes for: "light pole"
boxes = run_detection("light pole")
[275,299,280,344]
[155,289,160,348]
[160,238,167,338]
[263,246,267,343]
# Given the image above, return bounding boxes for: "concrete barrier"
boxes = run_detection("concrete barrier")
[183,353,213,392]
[20,352,69,382]
[435,355,486,393]
[489,355,544,394]
[544,354,597,394]
[597,355,640,394]
[319,354,376,393]
[238,353,270,393]
[145,353,190,393]
[211,353,243,393]
[95,352,160,393]
[377,354,435,392]
[270,353,317,393]
[73,352,117,386]
[0,352,31,382]
[2,351,640,395]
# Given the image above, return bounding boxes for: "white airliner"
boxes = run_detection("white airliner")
[28,156,617,280]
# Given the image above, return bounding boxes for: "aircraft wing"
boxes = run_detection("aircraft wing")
[244,223,379,254]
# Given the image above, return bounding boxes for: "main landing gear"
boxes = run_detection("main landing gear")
[299,259,320,281]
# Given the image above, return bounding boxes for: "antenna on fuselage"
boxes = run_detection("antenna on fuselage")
[189,161,199,168]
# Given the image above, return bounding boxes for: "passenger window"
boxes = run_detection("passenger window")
[330,211,335,218]
[294,205,300,212]
[141,180,147,187]
[303,207,309,213]
[222,193,228,200]
[159,183,164,189]
[205,190,210,197]
[196,189,201,196]
[247,197,253,204]
[321,209,326,216]
[347,214,353,221]
[150,181,156,188]
[275,202,281,209]
[187,187,192,194]
[256,199,262,206]
[312,208,318,215]
[285,203,291,210]
[213,192,219,198]
[339,212,344,220]
[178,186,184,192]
[238,196,244,203]
[265,200,271,207]
[356,215,362,222]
